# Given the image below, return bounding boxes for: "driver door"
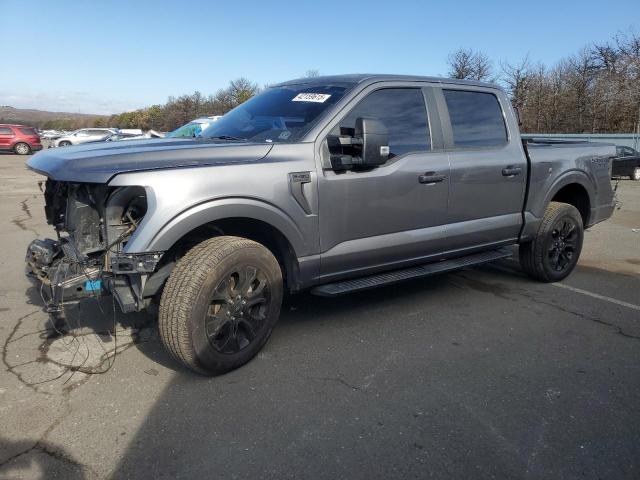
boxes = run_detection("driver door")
[317,86,450,282]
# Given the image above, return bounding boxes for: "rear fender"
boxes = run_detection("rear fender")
[521,170,595,241]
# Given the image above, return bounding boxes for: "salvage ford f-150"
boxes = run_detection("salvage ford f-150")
[25,74,616,375]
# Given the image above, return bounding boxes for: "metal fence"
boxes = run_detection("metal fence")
[521,133,639,150]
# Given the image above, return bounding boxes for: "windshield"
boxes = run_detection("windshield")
[200,85,349,143]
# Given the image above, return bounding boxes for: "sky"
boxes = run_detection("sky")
[1,0,637,115]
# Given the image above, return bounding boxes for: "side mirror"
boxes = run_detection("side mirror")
[355,117,389,166]
[328,117,390,171]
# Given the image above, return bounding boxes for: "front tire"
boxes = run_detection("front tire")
[632,167,640,181]
[14,142,31,155]
[58,141,72,147]
[158,236,283,375]
[519,202,584,282]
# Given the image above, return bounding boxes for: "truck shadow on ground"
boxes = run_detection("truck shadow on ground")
[19,257,640,379]
[109,260,640,479]
[12,259,640,478]
[139,259,639,373]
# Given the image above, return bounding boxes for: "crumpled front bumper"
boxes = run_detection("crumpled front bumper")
[25,238,103,314]
[25,238,164,315]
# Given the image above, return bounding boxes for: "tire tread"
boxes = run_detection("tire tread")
[158,236,270,375]
[519,201,583,282]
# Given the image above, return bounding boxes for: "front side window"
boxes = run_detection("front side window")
[0,127,13,135]
[201,84,350,143]
[443,90,507,147]
[337,88,430,157]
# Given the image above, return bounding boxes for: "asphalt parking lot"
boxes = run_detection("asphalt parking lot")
[0,151,639,479]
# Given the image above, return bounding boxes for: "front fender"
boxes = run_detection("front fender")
[126,197,308,257]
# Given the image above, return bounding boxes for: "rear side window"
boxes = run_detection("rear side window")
[0,127,13,135]
[19,127,37,135]
[443,90,507,147]
[338,88,430,157]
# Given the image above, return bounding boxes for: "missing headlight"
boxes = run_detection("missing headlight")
[105,186,147,250]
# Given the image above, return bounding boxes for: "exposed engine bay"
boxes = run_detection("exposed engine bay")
[26,179,163,318]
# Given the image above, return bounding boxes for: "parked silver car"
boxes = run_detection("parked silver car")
[53,128,117,147]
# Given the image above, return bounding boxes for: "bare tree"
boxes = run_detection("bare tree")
[472,51,494,82]
[500,55,532,109]
[447,48,476,79]
[448,48,494,81]
[227,78,259,106]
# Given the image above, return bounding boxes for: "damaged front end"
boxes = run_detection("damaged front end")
[26,180,163,317]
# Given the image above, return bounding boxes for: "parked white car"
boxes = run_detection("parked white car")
[39,130,66,140]
[104,130,165,142]
[53,128,117,147]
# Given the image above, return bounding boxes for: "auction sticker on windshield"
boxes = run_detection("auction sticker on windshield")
[292,93,332,103]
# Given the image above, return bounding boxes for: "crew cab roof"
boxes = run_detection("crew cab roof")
[274,74,500,90]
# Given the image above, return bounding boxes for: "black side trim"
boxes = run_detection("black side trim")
[311,248,512,296]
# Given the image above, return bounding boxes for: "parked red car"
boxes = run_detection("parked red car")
[0,124,43,155]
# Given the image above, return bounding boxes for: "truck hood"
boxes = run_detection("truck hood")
[26,138,274,183]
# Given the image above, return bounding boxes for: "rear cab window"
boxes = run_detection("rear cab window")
[443,89,507,147]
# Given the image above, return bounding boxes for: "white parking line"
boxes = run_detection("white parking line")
[552,283,640,312]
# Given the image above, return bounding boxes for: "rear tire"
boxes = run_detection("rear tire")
[519,201,584,282]
[632,167,640,181]
[58,141,72,147]
[158,236,283,375]
[14,142,31,155]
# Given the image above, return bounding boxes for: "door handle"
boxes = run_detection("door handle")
[418,172,446,184]
[502,166,522,177]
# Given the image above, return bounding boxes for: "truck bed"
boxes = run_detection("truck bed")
[520,138,616,239]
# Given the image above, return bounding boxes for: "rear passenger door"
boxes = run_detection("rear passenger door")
[437,87,526,251]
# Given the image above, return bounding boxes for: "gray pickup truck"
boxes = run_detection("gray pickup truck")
[25,74,615,375]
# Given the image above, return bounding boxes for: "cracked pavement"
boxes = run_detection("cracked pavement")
[0,153,639,479]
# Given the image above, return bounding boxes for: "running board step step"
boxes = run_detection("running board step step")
[311,248,512,297]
